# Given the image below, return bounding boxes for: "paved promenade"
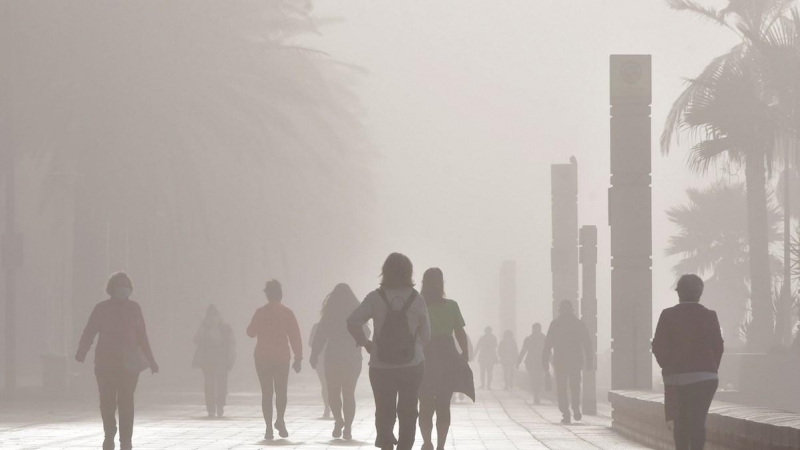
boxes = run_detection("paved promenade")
[0,375,653,449]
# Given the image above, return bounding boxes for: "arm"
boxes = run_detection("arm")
[246,309,260,338]
[455,327,469,360]
[652,311,670,369]
[287,311,302,361]
[347,296,373,347]
[310,321,328,367]
[75,305,100,362]
[417,298,431,347]
[710,311,724,370]
[134,306,158,372]
[518,338,529,366]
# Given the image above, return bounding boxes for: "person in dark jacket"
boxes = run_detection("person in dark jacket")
[193,305,235,418]
[542,300,592,424]
[75,272,159,450]
[653,274,723,450]
[311,283,369,440]
[518,323,545,403]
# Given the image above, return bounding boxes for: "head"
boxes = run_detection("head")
[676,274,704,303]
[558,300,574,316]
[321,283,359,320]
[421,268,445,302]
[264,279,283,303]
[106,272,133,300]
[205,304,220,322]
[532,323,542,334]
[380,252,414,289]
[484,326,493,335]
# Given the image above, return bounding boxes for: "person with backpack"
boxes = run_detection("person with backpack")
[75,272,159,450]
[347,253,431,450]
[247,279,303,440]
[418,268,473,450]
[192,304,235,418]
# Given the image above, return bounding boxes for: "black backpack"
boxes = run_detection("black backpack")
[376,289,418,365]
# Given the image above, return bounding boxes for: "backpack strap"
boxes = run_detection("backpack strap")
[401,290,417,313]
[377,288,390,307]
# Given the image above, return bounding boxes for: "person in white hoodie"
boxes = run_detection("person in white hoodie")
[348,252,431,450]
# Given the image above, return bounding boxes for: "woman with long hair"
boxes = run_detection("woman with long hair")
[75,272,159,450]
[418,268,471,450]
[311,283,368,439]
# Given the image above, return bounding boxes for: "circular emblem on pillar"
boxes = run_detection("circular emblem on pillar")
[621,62,642,85]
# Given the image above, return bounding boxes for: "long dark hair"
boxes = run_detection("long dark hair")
[421,268,445,302]
[320,283,360,322]
[380,252,414,289]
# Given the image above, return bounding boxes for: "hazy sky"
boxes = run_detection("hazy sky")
[308,0,739,345]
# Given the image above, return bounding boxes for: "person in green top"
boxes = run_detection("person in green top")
[418,268,472,450]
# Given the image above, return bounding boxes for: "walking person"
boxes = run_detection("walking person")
[542,300,592,424]
[247,279,303,440]
[652,275,723,450]
[309,322,332,420]
[498,330,519,390]
[347,252,431,450]
[75,272,159,450]
[474,327,498,390]
[418,268,474,450]
[192,305,235,418]
[518,323,546,403]
[311,283,369,440]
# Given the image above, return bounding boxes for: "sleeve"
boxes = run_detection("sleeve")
[417,297,432,347]
[76,305,101,361]
[287,310,303,360]
[246,309,260,338]
[134,305,157,366]
[652,310,670,369]
[710,311,724,370]
[453,302,466,329]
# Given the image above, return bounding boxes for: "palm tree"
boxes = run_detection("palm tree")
[666,182,782,344]
[662,0,795,349]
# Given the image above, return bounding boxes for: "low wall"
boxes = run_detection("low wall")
[609,390,800,450]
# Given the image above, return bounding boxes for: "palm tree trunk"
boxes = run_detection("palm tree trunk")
[745,151,775,350]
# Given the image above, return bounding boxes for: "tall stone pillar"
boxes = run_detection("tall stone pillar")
[499,260,517,334]
[551,159,579,318]
[609,55,652,390]
[580,225,598,414]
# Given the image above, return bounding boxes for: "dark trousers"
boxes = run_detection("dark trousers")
[327,363,361,427]
[202,367,229,414]
[256,359,290,427]
[419,392,453,449]
[554,366,581,419]
[369,363,424,450]
[95,365,140,450]
[674,379,718,450]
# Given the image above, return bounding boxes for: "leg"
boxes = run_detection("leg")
[316,365,331,417]
[487,363,494,390]
[570,368,582,418]
[396,364,424,450]
[216,368,228,415]
[95,366,119,450]
[479,363,486,388]
[528,366,541,403]
[326,365,345,425]
[202,368,215,415]
[116,370,140,450]
[554,367,570,421]
[674,384,691,450]
[687,379,718,450]
[274,361,291,427]
[434,393,453,450]
[342,364,361,429]
[256,360,275,429]
[418,394,435,447]
[370,367,399,449]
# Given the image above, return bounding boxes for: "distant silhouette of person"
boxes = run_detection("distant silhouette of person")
[653,275,723,450]
[309,322,332,420]
[498,330,519,390]
[75,272,159,450]
[518,323,545,403]
[247,279,302,440]
[311,283,369,440]
[193,305,235,418]
[418,268,474,450]
[347,252,431,450]
[474,327,498,389]
[543,300,592,424]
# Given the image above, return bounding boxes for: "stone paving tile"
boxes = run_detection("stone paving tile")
[0,380,652,449]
